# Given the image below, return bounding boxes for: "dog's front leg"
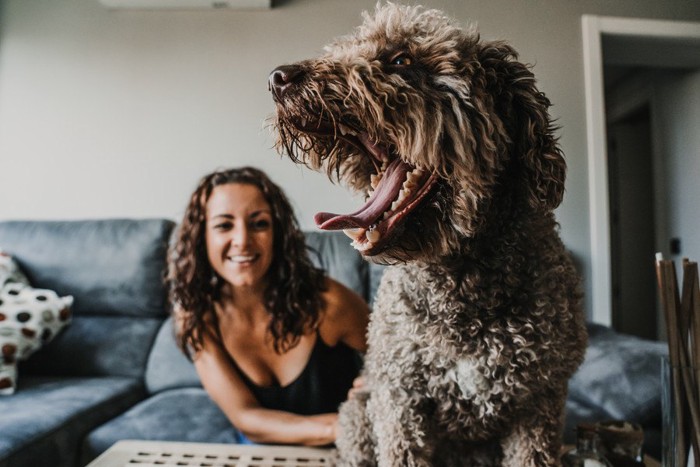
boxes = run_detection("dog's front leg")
[336,390,377,467]
[500,387,565,466]
[367,385,434,467]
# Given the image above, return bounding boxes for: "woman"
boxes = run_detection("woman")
[167,167,369,446]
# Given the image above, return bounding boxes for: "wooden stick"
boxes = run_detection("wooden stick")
[657,259,687,466]
[684,262,699,381]
[692,262,700,405]
[690,261,700,376]
[681,261,695,389]
[689,262,700,462]
[680,262,700,462]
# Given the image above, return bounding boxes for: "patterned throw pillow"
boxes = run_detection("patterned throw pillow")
[0,251,73,395]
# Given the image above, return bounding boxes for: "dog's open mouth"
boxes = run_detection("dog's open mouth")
[293,118,438,255]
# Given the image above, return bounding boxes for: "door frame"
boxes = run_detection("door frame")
[582,15,700,326]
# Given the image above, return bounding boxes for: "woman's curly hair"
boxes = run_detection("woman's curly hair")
[167,166,327,358]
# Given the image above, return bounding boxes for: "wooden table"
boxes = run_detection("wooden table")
[85,440,336,467]
[88,440,660,466]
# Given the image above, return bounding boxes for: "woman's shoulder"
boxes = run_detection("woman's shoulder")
[323,276,367,296]
[173,305,220,343]
[318,278,369,351]
[321,277,363,315]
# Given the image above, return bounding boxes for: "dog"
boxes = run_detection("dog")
[268,3,587,465]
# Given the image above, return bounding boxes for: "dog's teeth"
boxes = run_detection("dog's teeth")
[390,200,400,212]
[366,229,381,243]
[351,239,373,251]
[370,174,381,189]
[343,228,364,241]
[407,171,421,183]
[382,211,391,220]
[397,188,410,203]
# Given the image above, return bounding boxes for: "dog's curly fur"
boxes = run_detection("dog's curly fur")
[269,3,587,465]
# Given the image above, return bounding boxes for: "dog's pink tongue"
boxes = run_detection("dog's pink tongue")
[315,159,410,230]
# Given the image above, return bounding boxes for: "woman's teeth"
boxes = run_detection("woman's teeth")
[228,255,257,263]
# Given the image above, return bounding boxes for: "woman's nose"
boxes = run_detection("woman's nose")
[231,225,250,247]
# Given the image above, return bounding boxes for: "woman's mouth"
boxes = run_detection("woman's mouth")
[227,254,259,264]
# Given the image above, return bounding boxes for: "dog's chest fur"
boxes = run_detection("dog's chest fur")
[365,263,524,430]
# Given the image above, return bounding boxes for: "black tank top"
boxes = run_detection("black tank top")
[228,334,361,415]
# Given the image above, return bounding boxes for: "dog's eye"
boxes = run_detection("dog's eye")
[390,54,413,66]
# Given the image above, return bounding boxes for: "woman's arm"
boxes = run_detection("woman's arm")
[192,330,338,446]
[318,278,370,353]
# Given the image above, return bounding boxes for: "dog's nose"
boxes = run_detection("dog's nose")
[268,65,304,101]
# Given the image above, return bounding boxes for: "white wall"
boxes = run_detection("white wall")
[1,0,699,319]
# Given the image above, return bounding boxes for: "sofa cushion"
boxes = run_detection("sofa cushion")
[0,219,174,318]
[145,316,201,394]
[568,323,668,427]
[304,231,369,302]
[81,387,243,464]
[0,375,145,467]
[22,315,163,378]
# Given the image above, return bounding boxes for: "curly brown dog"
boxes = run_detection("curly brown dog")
[268,3,587,465]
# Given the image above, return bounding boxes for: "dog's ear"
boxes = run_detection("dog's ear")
[476,41,566,211]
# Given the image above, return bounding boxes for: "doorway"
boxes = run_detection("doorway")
[607,104,657,340]
[582,15,700,334]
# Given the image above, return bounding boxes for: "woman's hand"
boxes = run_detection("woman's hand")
[347,375,367,400]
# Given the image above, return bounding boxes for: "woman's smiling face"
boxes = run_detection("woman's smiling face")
[205,183,274,293]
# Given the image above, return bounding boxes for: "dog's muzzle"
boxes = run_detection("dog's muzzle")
[269,64,305,102]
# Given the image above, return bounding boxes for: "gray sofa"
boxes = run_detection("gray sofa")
[0,219,667,467]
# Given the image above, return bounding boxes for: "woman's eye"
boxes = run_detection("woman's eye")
[213,222,232,231]
[390,54,413,66]
[251,219,271,230]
